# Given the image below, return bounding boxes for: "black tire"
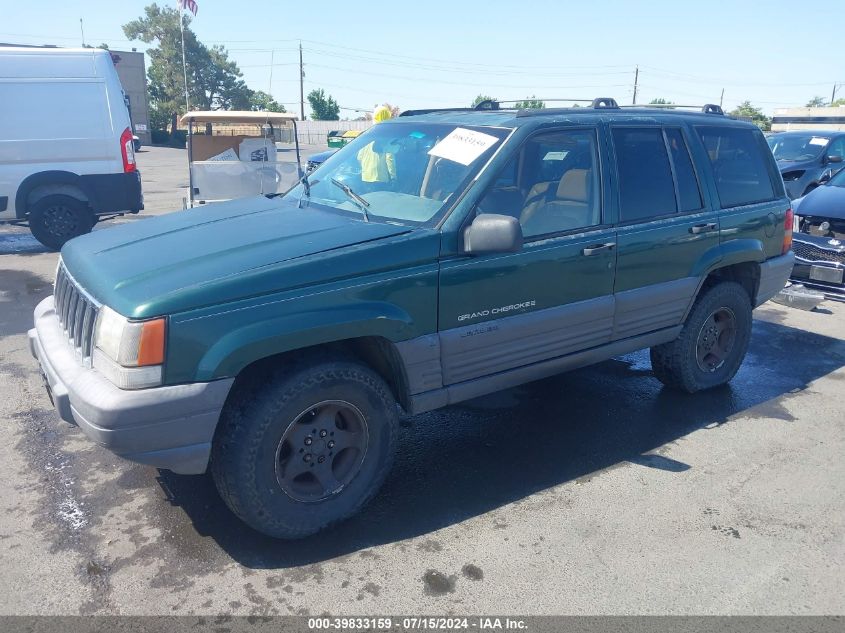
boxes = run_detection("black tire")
[210,358,398,539]
[28,195,94,251]
[650,281,752,393]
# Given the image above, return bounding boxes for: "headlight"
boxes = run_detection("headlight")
[782,170,805,182]
[92,306,166,389]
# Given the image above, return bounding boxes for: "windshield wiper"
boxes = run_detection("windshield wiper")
[331,178,370,222]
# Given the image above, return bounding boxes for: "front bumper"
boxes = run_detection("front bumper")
[28,297,233,474]
[791,261,845,297]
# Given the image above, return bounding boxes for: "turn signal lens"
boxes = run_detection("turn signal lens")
[137,318,166,366]
[783,208,794,255]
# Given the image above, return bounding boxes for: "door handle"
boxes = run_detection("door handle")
[689,222,717,234]
[582,242,616,256]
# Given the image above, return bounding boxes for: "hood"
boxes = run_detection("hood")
[777,157,818,172]
[308,148,339,164]
[793,184,845,220]
[61,196,414,318]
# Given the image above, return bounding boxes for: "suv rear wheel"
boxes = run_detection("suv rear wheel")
[650,281,752,393]
[211,358,398,539]
[28,195,95,250]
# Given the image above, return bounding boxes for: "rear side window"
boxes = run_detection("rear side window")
[665,128,702,212]
[613,128,677,221]
[697,127,776,208]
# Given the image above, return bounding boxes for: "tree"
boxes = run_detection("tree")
[649,97,675,105]
[513,95,545,109]
[123,4,252,134]
[472,94,497,107]
[832,98,845,107]
[729,101,771,131]
[249,90,286,112]
[307,88,340,120]
[191,44,252,112]
[806,96,827,108]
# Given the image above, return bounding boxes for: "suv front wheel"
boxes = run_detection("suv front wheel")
[211,358,398,539]
[650,281,752,393]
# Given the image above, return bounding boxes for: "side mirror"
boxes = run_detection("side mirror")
[464,213,523,255]
[827,155,843,164]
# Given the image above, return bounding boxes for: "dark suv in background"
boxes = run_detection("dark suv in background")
[30,98,794,538]
[767,131,845,199]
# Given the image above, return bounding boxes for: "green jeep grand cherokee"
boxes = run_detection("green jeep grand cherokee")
[30,99,795,538]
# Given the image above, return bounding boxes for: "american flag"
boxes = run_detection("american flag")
[178,0,198,16]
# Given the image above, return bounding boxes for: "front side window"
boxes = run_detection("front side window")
[285,122,510,225]
[613,128,677,221]
[475,128,601,238]
[827,137,845,160]
[698,127,776,208]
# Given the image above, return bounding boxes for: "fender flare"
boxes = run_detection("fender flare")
[14,171,87,219]
[193,303,417,383]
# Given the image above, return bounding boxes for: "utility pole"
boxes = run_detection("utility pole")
[299,42,305,120]
[632,66,639,105]
[79,18,85,47]
[833,83,841,106]
[720,88,724,108]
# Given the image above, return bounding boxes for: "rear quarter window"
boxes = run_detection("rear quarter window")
[696,126,778,208]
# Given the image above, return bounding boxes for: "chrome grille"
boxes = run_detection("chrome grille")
[54,262,100,362]
[793,240,845,265]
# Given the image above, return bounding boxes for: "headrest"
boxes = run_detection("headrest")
[556,169,589,202]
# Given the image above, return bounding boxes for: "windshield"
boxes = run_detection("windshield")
[767,134,829,161]
[286,122,510,225]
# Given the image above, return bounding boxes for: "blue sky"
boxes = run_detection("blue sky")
[3,0,843,117]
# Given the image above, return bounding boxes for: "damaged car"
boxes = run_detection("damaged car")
[791,167,845,297]
[767,131,845,199]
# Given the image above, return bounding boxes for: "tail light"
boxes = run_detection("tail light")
[120,127,136,173]
[783,208,793,255]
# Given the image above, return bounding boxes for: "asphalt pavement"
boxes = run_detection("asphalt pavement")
[0,147,842,615]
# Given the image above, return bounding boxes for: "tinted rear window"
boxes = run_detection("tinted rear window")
[613,128,677,221]
[697,127,776,208]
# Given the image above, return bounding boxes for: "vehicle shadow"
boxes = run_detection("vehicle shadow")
[157,316,845,569]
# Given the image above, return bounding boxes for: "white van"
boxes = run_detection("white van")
[0,47,143,249]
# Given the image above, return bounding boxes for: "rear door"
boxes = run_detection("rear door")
[437,126,618,385]
[610,124,720,340]
[695,125,789,262]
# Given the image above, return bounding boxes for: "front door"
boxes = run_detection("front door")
[437,126,617,386]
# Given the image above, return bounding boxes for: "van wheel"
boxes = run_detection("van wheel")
[211,358,398,539]
[28,195,94,251]
[650,281,752,393]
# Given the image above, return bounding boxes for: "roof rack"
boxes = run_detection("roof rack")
[401,97,620,117]
[619,103,725,115]
[399,99,724,118]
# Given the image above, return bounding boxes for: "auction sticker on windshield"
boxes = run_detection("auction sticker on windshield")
[809,137,830,146]
[428,128,499,166]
